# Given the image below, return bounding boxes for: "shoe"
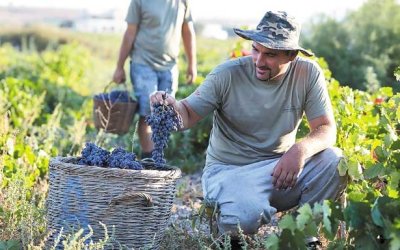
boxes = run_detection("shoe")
[230,239,243,250]
[305,236,322,250]
[218,238,244,250]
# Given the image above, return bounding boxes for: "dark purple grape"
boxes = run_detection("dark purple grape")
[109,90,130,103]
[94,91,131,103]
[78,143,143,170]
[109,147,143,170]
[78,142,109,167]
[145,103,183,167]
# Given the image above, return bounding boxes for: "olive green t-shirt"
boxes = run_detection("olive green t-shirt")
[186,56,333,166]
[125,0,193,70]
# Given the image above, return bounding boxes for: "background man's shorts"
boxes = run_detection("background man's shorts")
[130,63,178,116]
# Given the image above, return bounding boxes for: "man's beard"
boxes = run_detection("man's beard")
[257,66,272,81]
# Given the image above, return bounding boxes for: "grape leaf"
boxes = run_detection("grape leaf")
[337,158,348,176]
[364,163,385,179]
[278,214,297,233]
[264,234,279,250]
[371,199,384,227]
[296,204,313,230]
[0,240,21,250]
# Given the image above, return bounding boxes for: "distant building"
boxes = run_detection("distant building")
[0,5,255,37]
[0,6,125,33]
[72,9,126,33]
[0,6,87,26]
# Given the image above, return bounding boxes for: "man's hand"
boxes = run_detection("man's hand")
[149,91,178,109]
[186,65,197,84]
[112,67,126,84]
[272,144,306,190]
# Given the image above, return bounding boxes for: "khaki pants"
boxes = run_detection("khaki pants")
[201,147,347,235]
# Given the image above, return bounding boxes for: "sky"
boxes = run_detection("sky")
[0,0,370,24]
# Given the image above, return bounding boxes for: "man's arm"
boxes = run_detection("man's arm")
[295,114,337,159]
[112,24,138,83]
[272,113,337,190]
[181,21,197,84]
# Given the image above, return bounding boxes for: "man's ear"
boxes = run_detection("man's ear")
[289,50,299,60]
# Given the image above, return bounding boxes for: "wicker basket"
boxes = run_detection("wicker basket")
[93,95,137,135]
[46,157,181,249]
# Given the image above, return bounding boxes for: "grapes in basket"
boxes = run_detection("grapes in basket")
[78,142,143,170]
[94,90,132,103]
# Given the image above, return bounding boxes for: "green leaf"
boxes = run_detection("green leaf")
[387,186,399,199]
[347,190,367,202]
[388,172,400,197]
[375,146,388,161]
[0,240,21,250]
[337,158,348,176]
[279,229,307,250]
[264,234,279,250]
[396,105,400,122]
[322,201,333,237]
[344,202,370,229]
[371,199,384,227]
[364,163,385,179]
[278,214,297,233]
[390,139,400,150]
[389,232,400,250]
[379,87,393,97]
[348,159,363,180]
[296,204,313,230]
[303,221,319,238]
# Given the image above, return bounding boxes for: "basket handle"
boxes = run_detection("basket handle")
[108,191,153,207]
[103,81,135,105]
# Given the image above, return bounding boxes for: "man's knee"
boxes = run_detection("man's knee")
[319,147,343,162]
[321,147,347,183]
[218,213,260,236]
[314,147,344,175]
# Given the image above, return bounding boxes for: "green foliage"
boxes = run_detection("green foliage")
[395,66,400,81]
[0,43,94,247]
[0,26,399,249]
[0,240,21,250]
[303,0,400,92]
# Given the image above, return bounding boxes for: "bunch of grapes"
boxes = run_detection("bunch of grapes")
[109,147,143,170]
[78,142,143,170]
[94,90,132,103]
[145,103,183,166]
[78,142,110,167]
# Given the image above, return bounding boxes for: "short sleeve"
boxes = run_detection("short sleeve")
[125,0,141,24]
[304,65,333,121]
[183,0,193,22]
[185,73,225,117]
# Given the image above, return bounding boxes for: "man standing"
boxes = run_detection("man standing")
[113,0,197,158]
[150,10,347,246]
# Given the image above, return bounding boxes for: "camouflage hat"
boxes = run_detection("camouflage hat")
[234,11,314,57]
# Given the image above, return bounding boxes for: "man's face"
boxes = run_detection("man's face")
[251,42,295,81]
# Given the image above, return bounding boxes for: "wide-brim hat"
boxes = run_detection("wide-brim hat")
[234,11,314,57]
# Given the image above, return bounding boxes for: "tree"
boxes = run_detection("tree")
[303,0,400,92]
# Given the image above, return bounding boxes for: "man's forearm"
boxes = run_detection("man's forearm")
[294,124,336,160]
[182,22,197,68]
[117,25,137,69]
[117,35,133,68]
